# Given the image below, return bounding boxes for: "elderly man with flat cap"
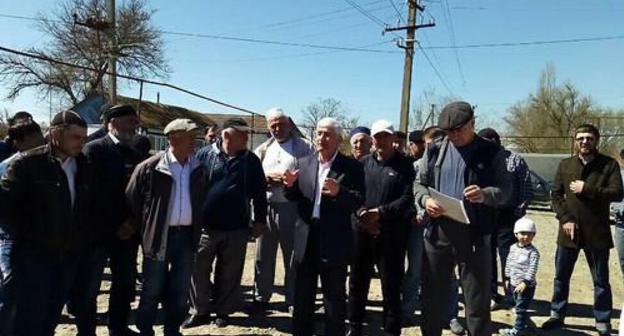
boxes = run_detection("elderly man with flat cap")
[73,104,143,336]
[349,126,372,161]
[413,102,513,336]
[1,110,96,336]
[184,118,267,329]
[126,119,207,336]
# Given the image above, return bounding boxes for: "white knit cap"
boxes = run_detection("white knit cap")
[514,217,536,234]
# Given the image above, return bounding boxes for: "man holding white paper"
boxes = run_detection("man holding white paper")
[414,102,513,336]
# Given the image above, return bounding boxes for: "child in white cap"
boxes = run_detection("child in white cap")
[499,217,540,336]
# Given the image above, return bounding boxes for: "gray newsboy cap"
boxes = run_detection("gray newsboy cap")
[438,101,474,130]
[164,118,199,135]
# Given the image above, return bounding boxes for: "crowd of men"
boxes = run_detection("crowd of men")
[0,100,622,336]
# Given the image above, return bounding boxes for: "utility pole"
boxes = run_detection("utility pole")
[385,0,434,133]
[107,0,117,104]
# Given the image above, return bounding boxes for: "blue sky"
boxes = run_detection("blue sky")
[0,0,622,130]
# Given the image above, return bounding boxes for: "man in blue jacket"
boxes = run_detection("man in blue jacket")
[184,118,268,329]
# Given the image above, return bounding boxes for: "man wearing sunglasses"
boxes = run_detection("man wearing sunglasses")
[542,124,623,335]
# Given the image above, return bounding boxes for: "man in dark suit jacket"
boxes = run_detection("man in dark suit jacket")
[283,117,365,336]
[542,124,623,335]
[72,104,143,336]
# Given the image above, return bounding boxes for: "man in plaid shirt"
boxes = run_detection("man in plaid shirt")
[478,128,533,309]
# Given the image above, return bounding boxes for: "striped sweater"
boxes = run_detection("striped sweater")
[505,243,540,287]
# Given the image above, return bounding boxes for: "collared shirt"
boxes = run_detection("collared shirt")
[312,150,338,219]
[165,149,193,226]
[61,157,77,207]
[108,132,121,145]
[262,138,297,202]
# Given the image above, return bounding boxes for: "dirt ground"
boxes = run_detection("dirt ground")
[56,210,623,335]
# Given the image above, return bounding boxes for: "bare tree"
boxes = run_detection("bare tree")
[301,97,359,132]
[0,0,169,106]
[504,64,623,155]
[409,88,459,130]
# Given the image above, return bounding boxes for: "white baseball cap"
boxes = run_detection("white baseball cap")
[514,217,536,234]
[371,119,395,137]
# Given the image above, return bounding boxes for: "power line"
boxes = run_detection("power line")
[421,35,624,49]
[343,0,388,28]
[415,42,455,96]
[196,40,396,63]
[1,13,621,52]
[260,0,387,29]
[161,30,399,54]
[441,0,466,86]
[387,0,405,24]
[0,45,261,115]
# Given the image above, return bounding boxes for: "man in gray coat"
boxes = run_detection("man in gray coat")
[250,108,314,314]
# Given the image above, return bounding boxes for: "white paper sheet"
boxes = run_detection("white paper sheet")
[427,187,470,224]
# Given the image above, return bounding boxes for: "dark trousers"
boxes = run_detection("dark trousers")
[292,226,348,336]
[70,236,139,334]
[348,230,406,335]
[421,223,492,336]
[550,245,612,322]
[511,285,534,330]
[14,248,80,336]
[190,228,248,317]
[137,227,194,336]
[69,243,107,336]
[0,234,15,335]
[491,211,516,300]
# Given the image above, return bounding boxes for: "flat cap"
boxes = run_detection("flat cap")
[223,118,252,132]
[349,126,371,140]
[438,101,474,130]
[104,104,136,122]
[51,110,87,128]
[408,130,424,143]
[164,118,198,135]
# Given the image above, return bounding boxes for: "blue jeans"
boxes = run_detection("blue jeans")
[0,232,15,335]
[550,245,612,322]
[511,285,534,330]
[614,224,624,278]
[401,225,424,317]
[14,248,79,336]
[137,228,194,336]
